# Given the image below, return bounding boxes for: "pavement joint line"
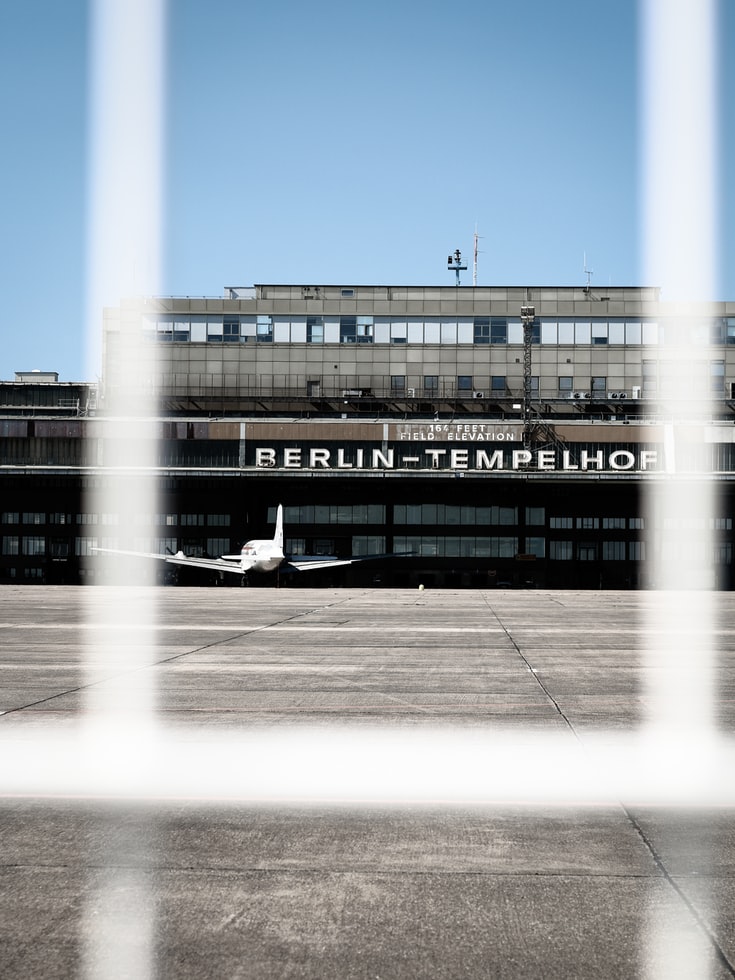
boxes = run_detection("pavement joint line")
[481,594,575,731]
[149,592,435,715]
[0,595,363,718]
[623,807,735,976]
[0,862,671,880]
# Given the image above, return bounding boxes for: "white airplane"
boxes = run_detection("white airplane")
[93,504,385,579]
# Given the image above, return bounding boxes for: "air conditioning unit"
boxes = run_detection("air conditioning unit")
[632,386,642,399]
[473,391,484,399]
[572,391,590,399]
[407,387,416,397]
[608,391,628,400]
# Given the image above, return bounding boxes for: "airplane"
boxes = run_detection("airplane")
[93,504,393,580]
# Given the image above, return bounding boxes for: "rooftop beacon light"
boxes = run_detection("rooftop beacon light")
[447,248,467,286]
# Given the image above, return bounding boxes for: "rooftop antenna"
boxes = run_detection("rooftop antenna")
[473,225,483,287]
[447,248,467,286]
[583,252,593,293]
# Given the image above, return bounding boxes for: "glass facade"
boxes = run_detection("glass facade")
[145,314,735,348]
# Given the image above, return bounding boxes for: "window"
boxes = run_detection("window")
[727,319,735,345]
[49,513,72,525]
[457,376,473,391]
[424,375,438,393]
[642,360,657,395]
[491,318,508,344]
[340,316,373,344]
[710,360,725,393]
[207,514,230,527]
[181,514,205,526]
[207,320,223,342]
[352,535,386,555]
[306,317,324,343]
[525,537,545,557]
[473,317,490,344]
[629,517,644,529]
[629,541,645,561]
[602,518,626,529]
[591,377,606,392]
[206,538,230,556]
[2,536,19,555]
[2,513,19,524]
[256,316,273,342]
[577,543,598,561]
[491,376,506,392]
[50,539,69,559]
[391,375,406,392]
[550,517,573,529]
[591,323,608,345]
[602,541,626,560]
[525,507,545,525]
[558,376,573,392]
[22,512,45,525]
[549,541,573,560]
[341,288,355,297]
[576,517,599,529]
[22,536,46,556]
[223,318,240,342]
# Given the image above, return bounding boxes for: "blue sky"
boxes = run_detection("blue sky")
[0,0,732,381]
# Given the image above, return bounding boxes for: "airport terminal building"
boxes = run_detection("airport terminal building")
[2,283,735,587]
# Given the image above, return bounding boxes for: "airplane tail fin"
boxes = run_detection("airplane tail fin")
[274,504,284,549]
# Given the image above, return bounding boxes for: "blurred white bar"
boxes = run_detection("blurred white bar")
[82,1,166,977]
[641,3,720,976]
[641,0,719,737]
[2,728,734,806]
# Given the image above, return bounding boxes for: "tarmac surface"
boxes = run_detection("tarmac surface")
[1,585,735,978]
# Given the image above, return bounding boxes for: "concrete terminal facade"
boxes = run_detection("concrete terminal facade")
[2,284,735,587]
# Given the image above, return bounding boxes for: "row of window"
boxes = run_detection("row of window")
[147,315,735,347]
[391,537,648,560]
[9,511,731,533]
[386,367,725,395]
[4,535,733,563]
[1,513,231,527]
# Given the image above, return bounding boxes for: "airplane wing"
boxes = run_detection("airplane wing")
[286,557,362,571]
[285,552,409,572]
[92,547,245,575]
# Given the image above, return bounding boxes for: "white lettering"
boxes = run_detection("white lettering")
[562,451,578,471]
[255,448,276,468]
[425,449,447,468]
[537,450,555,470]
[284,448,301,468]
[356,448,364,468]
[512,450,532,468]
[310,448,330,467]
[581,450,604,470]
[451,449,469,469]
[336,449,352,469]
[476,449,504,470]
[372,448,394,468]
[609,450,636,471]
[640,450,658,471]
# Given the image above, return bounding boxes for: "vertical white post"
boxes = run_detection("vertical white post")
[83,2,167,978]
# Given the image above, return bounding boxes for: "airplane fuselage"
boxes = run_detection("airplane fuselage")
[241,539,285,574]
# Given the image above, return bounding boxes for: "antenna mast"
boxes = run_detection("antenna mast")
[583,252,593,293]
[473,227,479,286]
